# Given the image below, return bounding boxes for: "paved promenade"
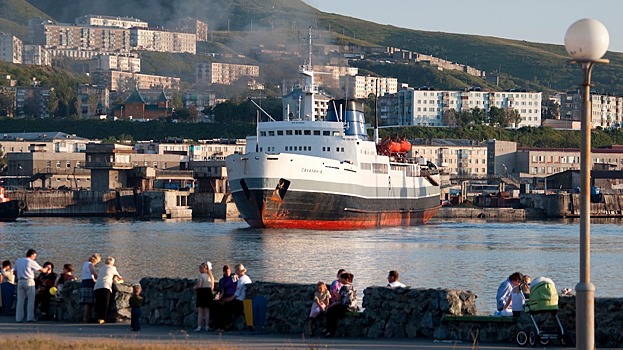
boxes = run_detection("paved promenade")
[0,315,572,350]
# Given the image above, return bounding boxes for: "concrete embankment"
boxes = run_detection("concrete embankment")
[436,207,544,220]
[51,278,623,347]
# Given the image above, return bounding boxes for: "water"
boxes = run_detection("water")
[1,217,622,314]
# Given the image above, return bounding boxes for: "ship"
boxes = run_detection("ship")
[225,29,441,230]
[0,186,25,221]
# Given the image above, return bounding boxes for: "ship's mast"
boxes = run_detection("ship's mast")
[298,26,317,121]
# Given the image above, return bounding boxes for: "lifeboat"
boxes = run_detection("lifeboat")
[400,140,411,153]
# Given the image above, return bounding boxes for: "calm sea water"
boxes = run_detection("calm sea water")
[1,217,622,314]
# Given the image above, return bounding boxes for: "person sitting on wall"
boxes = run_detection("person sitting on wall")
[212,263,251,331]
[386,270,406,288]
[324,272,357,337]
[495,271,523,316]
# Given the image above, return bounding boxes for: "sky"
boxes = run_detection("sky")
[302,0,623,53]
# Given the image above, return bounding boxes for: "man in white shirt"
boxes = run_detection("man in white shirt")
[387,270,406,288]
[14,249,49,322]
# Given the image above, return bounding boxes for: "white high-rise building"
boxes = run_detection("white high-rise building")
[379,88,542,128]
[0,32,22,64]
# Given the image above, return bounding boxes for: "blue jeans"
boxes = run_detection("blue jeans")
[131,307,141,331]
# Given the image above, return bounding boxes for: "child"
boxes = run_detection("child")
[521,275,531,300]
[129,284,143,332]
[308,281,330,335]
[511,275,531,317]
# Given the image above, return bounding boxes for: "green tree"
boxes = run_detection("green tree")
[508,109,522,128]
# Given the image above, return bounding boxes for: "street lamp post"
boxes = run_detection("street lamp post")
[564,18,610,350]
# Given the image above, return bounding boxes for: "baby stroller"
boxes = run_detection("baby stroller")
[515,277,571,347]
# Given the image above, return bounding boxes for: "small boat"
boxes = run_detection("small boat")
[0,186,25,221]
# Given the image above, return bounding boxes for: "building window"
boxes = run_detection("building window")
[56,161,61,168]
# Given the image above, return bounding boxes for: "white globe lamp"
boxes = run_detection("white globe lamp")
[564,18,609,61]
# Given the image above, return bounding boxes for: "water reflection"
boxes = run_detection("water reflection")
[0,217,621,314]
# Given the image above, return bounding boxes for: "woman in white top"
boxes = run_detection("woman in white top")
[193,262,214,332]
[93,256,123,324]
[79,253,101,323]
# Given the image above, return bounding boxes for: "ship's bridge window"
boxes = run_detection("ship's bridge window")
[360,163,372,171]
[304,130,311,135]
[372,163,388,174]
[286,130,293,135]
[333,131,340,136]
[313,130,321,136]
[277,130,283,136]
[260,131,266,136]
[323,131,330,136]
[268,131,275,136]
[295,130,302,135]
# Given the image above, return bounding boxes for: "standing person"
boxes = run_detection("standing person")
[1,260,16,316]
[129,284,143,332]
[324,272,357,337]
[14,249,50,322]
[387,270,406,288]
[80,253,101,323]
[35,261,57,320]
[308,281,331,335]
[93,256,123,324]
[495,272,522,316]
[213,263,251,331]
[193,262,215,332]
[329,269,345,302]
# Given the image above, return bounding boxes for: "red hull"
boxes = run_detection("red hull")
[246,206,440,230]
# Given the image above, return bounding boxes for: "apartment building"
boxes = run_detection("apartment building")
[411,139,488,177]
[379,88,542,128]
[90,54,141,72]
[0,132,91,154]
[75,15,148,29]
[15,87,52,118]
[76,84,110,118]
[30,21,132,53]
[558,92,623,129]
[130,27,196,54]
[490,91,542,127]
[22,45,51,66]
[196,62,260,85]
[312,65,358,91]
[340,75,398,99]
[0,32,22,63]
[90,70,180,91]
[487,139,623,179]
[178,18,208,42]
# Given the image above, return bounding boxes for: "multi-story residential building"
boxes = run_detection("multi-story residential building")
[558,92,623,129]
[130,27,196,54]
[30,20,132,53]
[487,139,623,179]
[15,87,52,118]
[340,75,398,99]
[76,84,110,118]
[282,88,331,121]
[22,45,51,66]
[0,32,22,63]
[75,15,148,29]
[0,132,92,154]
[312,65,358,91]
[379,88,542,128]
[90,70,180,91]
[90,54,141,72]
[196,62,260,85]
[183,90,216,115]
[177,18,208,42]
[411,139,488,177]
[490,91,542,127]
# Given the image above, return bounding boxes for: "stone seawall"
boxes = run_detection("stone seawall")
[56,278,623,347]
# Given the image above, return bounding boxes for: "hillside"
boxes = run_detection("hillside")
[0,0,619,94]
